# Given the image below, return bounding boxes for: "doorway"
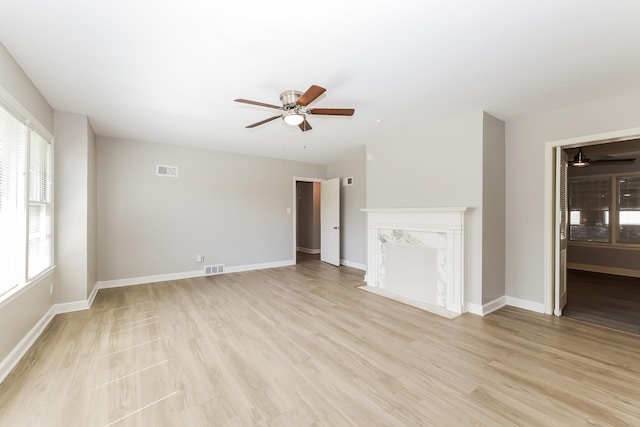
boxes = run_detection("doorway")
[295,180,321,263]
[292,177,341,266]
[545,127,640,331]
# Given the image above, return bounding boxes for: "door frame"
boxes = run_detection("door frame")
[543,126,640,315]
[292,176,324,263]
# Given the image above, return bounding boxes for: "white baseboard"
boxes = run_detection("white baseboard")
[0,305,56,383]
[225,260,295,274]
[87,282,99,307]
[97,270,204,289]
[505,296,545,313]
[466,296,506,316]
[297,247,321,255]
[340,259,366,271]
[567,263,640,279]
[96,259,296,290]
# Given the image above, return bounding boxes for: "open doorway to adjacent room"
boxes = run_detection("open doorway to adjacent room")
[547,131,640,335]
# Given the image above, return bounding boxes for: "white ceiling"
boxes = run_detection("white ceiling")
[1,1,640,165]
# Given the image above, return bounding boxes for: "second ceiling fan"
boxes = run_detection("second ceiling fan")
[234,85,354,132]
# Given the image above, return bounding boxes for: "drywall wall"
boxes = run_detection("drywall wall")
[327,146,367,267]
[481,113,506,304]
[97,137,326,281]
[54,111,96,304]
[506,88,640,306]
[366,111,484,305]
[0,41,54,373]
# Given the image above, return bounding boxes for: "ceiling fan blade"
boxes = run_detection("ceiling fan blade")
[245,115,281,128]
[234,98,282,110]
[308,108,355,116]
[299,119,312,132]
[296,85,326,107]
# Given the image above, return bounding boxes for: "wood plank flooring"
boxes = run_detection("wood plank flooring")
[563,269,640,335]
[1,257,640,426]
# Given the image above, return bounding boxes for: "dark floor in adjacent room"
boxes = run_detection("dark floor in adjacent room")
[564,269,640,335]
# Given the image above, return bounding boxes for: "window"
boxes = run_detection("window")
[0,103,52,297]
[618,177,640,244]
[568,178,610,242]
[569,174,640,246]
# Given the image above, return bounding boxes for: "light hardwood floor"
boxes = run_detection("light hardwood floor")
[1,257,640,426]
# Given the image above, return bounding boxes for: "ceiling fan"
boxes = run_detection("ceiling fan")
[234,85,354,132]
[569,148,636,167]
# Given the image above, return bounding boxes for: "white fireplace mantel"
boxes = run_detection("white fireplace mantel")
[360,207,468,318]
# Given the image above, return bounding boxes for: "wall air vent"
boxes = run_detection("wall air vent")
[156,164,179,177]
[204,264,225,275]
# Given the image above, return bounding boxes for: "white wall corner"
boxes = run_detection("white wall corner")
[0,306,56,384]
[87,282,99,307]
[466,296,506,316]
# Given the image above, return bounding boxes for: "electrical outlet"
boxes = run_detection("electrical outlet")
[196,254,204,263]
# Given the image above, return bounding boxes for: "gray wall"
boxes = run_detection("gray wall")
[54,111,97,303]
[327,146,367,266]
[482,113,506,304]
[0,41,54,368]
[97,137,326,281]
[296,181,320,251]
[366,111,485,305]
[506,88,640,305]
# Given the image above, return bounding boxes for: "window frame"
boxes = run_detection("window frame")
[568,171,640,250]
[0,98,54,304]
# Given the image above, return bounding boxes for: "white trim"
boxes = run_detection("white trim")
[87,282,99,307]
[97,260,296,290]
[340,259,366,271]
[97,270,204,289]
[544,126,640,315]
[567,263,640,279]
[297,247,321,255]
[467,296,506,316]
[55,299,91,314]
[505,296,546,313]
[0,305,56,383]
[225,260,295,274]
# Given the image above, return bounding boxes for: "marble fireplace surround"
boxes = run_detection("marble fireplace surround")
[360,208,467,319]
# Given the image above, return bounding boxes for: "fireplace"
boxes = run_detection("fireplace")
[360,208,467,318]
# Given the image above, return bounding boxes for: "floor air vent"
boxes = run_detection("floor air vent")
[204,264,225,275]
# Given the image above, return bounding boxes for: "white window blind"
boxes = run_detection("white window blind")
[0,106,27,296]
[0,101,53,299]
[28,130,51,279]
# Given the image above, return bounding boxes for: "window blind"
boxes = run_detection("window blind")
[0,106,27,296]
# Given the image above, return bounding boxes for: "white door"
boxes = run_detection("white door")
[321,178,340,266]
[554,148,568,316]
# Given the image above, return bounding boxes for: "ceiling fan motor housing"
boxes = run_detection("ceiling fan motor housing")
[280,90,302,109]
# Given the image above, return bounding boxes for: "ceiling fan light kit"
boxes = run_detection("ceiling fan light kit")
[572,148,590,167]
[283,111,305,126]
[234,85,354,132]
